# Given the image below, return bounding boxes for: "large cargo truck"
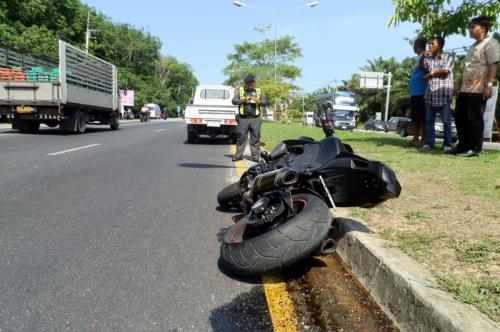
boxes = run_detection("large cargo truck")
[0,40,119,133]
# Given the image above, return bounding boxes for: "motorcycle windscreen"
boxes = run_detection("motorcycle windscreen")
[313,156,402,207]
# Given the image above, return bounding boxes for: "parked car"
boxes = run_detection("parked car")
[397,114,457,142]
[365,119,387,131]
[385,117,411,132]
[302,111,314,126]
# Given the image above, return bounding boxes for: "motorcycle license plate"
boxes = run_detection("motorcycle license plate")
[16,106,34,113]
[207,121,221,127]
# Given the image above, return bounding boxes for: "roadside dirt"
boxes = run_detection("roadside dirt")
[284,253,399,332]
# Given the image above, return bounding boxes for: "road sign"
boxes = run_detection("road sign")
[359,72,385,89]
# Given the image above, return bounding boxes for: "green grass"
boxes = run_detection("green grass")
[260,122,500,321]
[261,121,500,201]
[457,238,500,264]
[437,274,500,321]
[347,208,369,220]
[378,228,447,258]
[405,210,426,222]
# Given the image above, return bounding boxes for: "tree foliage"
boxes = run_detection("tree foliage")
[223,33,302,107]
[0,0,198,113]
[389,0,500,37]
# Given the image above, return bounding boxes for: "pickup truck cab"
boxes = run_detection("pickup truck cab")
[184,85,238,144]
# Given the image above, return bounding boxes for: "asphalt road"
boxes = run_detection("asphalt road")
[0,120,272,331]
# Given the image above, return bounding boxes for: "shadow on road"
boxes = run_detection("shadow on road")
[208,286,273,332]
[178,163,235,169]
[1,127,113,136]
[183,137,231,145]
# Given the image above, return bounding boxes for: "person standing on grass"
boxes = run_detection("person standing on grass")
[409,37,428,146]
[453,16,499,157]
[420,36,455,152]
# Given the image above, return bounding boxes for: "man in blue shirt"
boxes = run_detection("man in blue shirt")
[409,37,428,146]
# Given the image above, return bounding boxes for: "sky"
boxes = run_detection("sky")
[81,0,477,93]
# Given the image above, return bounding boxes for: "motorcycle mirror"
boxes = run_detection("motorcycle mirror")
[260,151,270,162]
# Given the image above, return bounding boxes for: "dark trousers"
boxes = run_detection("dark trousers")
[455,94,486,153]
[235,117,261,158]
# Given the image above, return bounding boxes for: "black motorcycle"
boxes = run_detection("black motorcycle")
[217,136,401,277]
[140,110,150,122]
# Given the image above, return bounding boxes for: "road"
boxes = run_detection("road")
[0,120,272,331]
[0,119,397,331]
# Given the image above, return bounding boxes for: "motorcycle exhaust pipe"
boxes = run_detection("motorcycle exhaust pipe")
[315,238,337,256]
[251,167,298,195]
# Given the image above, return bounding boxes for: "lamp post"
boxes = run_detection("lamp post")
[234,1,318,120]
[233,1,319,85]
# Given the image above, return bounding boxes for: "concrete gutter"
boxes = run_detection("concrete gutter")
[236,145,499,331]
[331,208,500,332]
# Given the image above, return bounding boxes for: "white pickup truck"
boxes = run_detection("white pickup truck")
[184,84,238,144]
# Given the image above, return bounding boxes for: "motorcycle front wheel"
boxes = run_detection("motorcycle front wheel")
[217,182,243,211]
[220,193,331,277]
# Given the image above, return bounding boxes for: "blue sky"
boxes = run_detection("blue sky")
[81,0,476,92]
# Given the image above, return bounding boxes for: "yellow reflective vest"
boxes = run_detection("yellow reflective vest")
[239,86,261,116]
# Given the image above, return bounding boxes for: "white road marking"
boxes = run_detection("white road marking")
[48,144,101,156]
[155,129,167,132]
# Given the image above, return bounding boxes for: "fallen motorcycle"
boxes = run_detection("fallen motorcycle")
[217,136,401,277]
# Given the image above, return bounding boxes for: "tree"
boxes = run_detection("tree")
[0,0,199,115]
[389,0,500,37]
[223,33,302,107]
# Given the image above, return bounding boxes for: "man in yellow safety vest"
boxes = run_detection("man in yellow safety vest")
[231,74,267,162]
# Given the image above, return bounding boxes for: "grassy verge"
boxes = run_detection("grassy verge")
[260,121,500,322]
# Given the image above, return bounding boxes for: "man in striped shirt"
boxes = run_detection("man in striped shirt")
[419,36,455,151]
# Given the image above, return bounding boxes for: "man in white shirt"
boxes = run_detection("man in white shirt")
[454,16,499,157]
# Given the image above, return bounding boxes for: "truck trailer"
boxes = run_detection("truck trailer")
[0,40,120,133]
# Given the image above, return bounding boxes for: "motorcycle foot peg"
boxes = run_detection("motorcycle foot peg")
[315,238,337,256]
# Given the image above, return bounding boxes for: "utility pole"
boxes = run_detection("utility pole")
[85,12,90,53]
[384,72,392,122]
[85,11,100,54]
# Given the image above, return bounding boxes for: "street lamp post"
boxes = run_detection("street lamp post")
[233,1,319,85]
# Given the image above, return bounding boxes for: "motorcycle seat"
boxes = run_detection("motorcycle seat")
[276,137,347,173]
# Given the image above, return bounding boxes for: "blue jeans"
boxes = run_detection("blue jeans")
[425,103,452,148]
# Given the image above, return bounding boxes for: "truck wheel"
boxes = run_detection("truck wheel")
[76,111,86,134]
[110,115,119,130]
[187,130,196,144]
[229,133,238,144]
[18,120,39,133]
[28,121,40,133]
[399,127,407,137]
[220,193,332,277]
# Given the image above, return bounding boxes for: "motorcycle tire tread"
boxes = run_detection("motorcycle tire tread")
[220,193,331,277]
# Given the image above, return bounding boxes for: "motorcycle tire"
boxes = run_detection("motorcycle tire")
[220,193,331,277]
[217,182,243,211]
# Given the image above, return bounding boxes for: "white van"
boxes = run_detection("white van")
[184,85,238,143]
[144,103,161,119]
[302,111,314,126]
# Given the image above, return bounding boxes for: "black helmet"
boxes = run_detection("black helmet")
[244,74,256,84]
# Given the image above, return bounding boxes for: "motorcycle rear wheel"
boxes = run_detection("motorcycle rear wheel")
[220,193,331,277]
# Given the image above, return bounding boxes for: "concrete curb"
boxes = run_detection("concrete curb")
[235,145,499,331]
[331,209,500,332]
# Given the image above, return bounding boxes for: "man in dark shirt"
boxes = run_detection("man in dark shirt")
[231,74,267,162]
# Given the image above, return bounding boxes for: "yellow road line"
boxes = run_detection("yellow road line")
[230,145,298,332]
